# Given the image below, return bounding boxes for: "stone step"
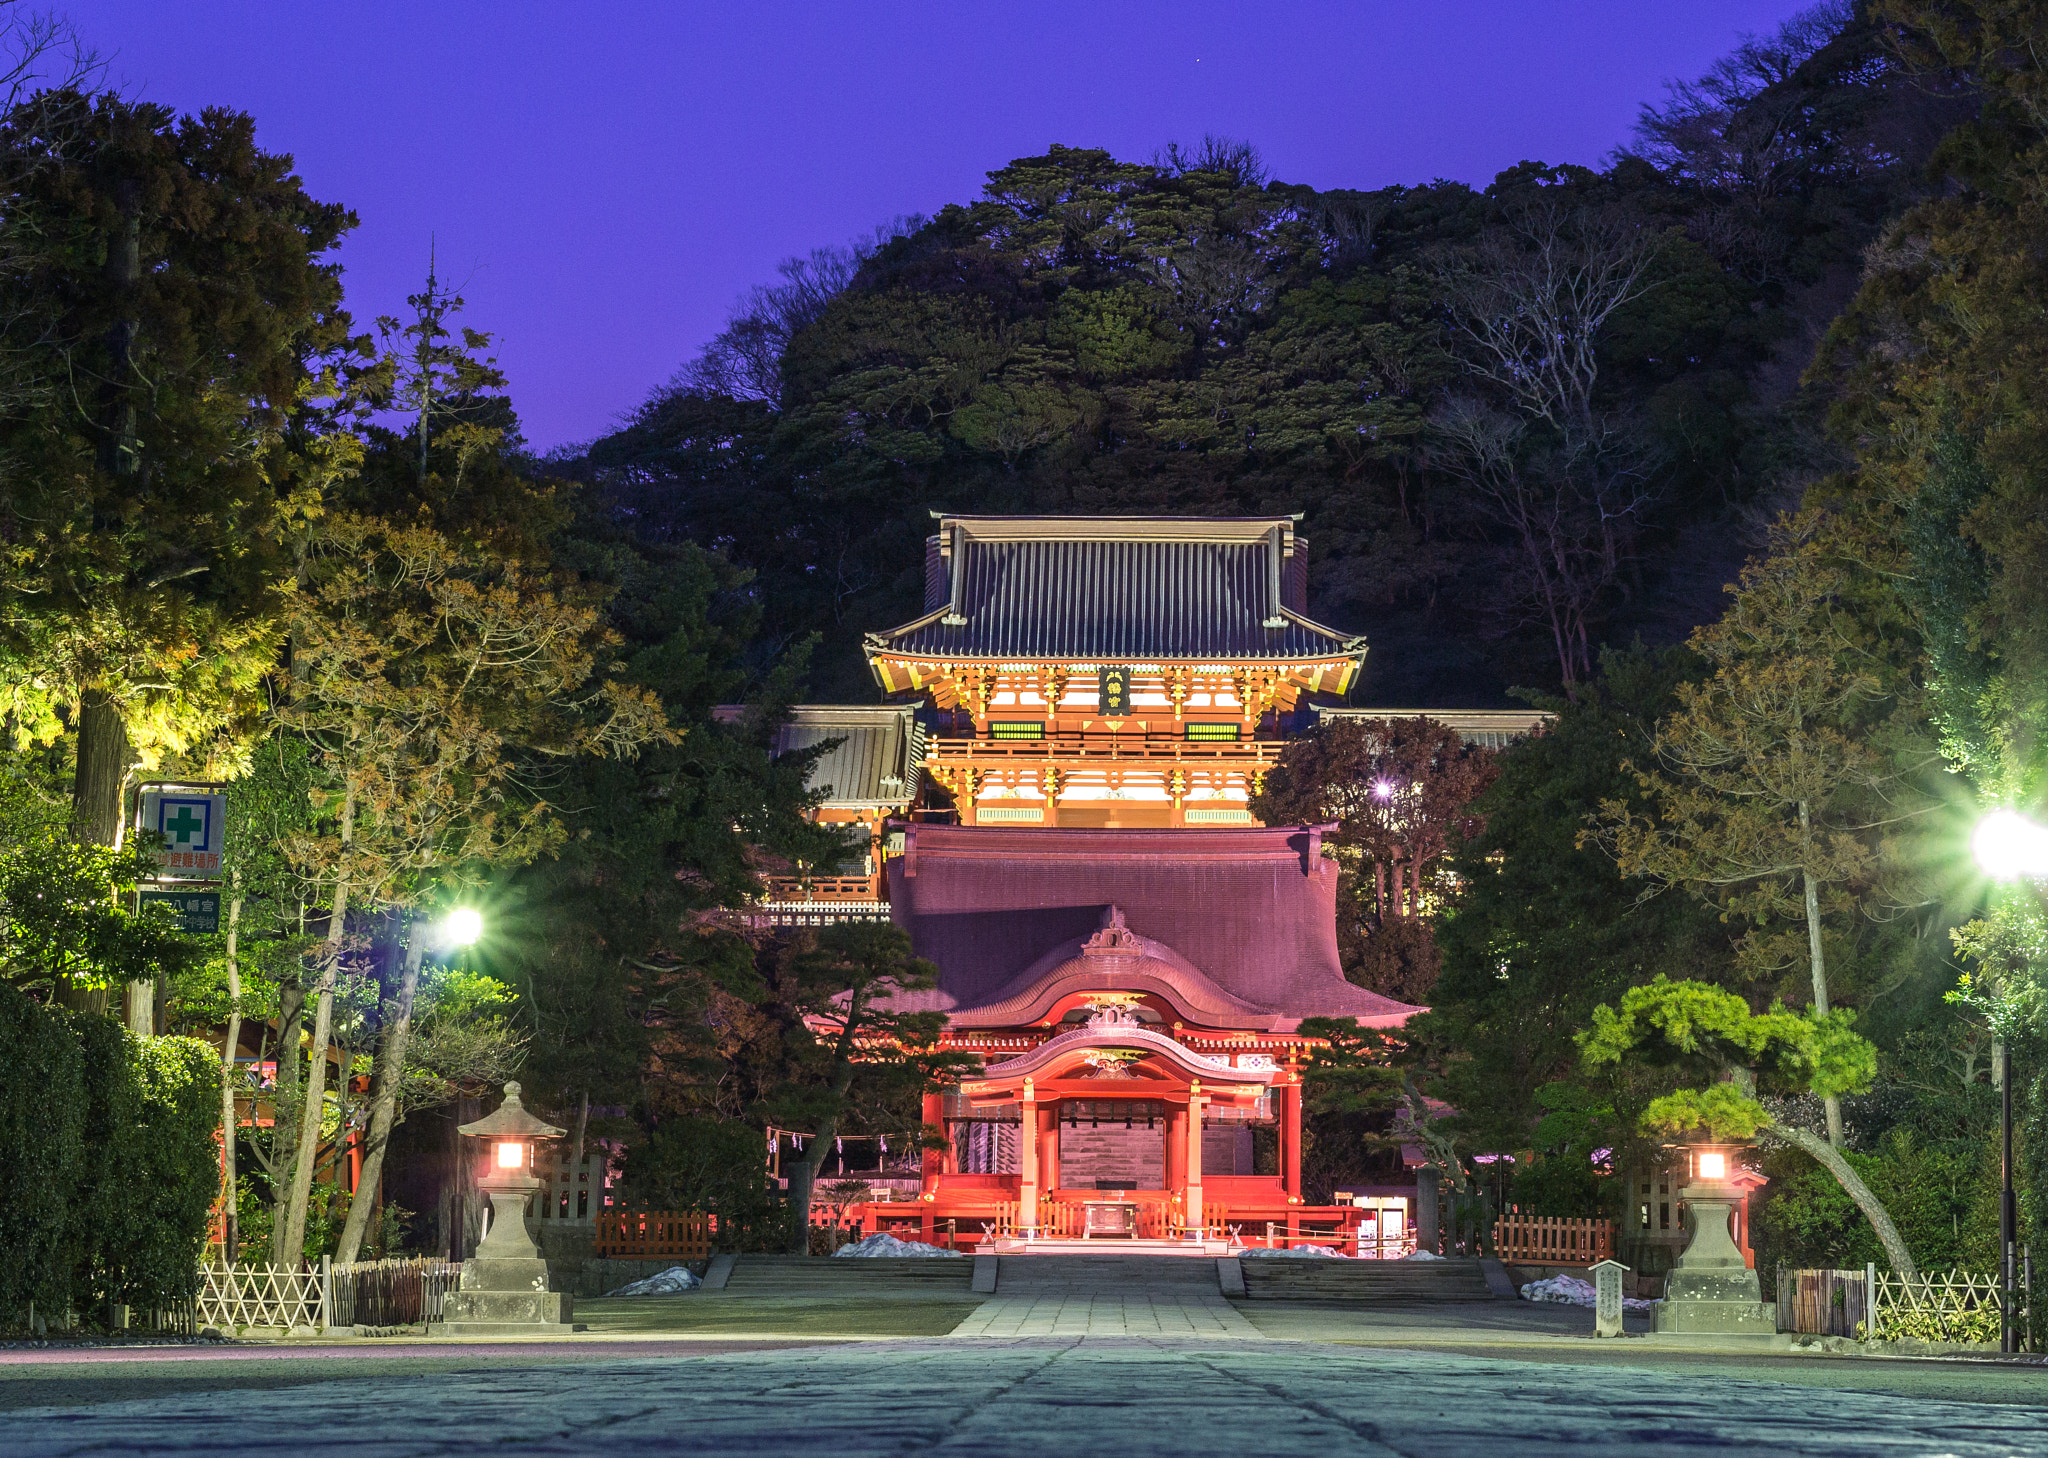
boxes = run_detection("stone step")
[994,1255,1225,1293]
[722,1255,976,1293]
[1237,1257,1500,1303]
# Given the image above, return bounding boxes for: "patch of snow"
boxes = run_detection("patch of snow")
[607,1266,702,1295]
[1399,1249,1445,1261]
[1519,1274,1651,1312]
[832,1233,964,1258]
[1242,1244,1349,1258]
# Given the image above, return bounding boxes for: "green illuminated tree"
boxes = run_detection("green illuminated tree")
[1578,974,1914,1274]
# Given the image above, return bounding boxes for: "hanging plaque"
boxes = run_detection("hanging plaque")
[1098,666,1131,717]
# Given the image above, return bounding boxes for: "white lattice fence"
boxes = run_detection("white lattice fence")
[198,1262,324,1330]
[1872,1267,2005,1344]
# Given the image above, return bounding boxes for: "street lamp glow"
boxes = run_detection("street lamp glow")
[1972,810,2048,880]
[439,906,485,947]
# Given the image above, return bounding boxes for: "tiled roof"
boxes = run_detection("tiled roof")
[772,706,925,809]
[869,516,1363,663]
[1319,708,1553,751]
[880,824,1423,1031]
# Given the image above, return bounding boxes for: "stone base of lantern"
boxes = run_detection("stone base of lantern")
[1652,1295,1776,1335]
[1651,1183,1775,1337]
[441,1285,581,1336]
[438,1184,584,1335]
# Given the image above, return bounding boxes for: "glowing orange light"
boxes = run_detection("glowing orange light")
[495,1141,527,1170]
[1697,1151,1727,1179]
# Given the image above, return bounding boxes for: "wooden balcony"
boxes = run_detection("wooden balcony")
[753,873,890,926]
[925,735,1284,768]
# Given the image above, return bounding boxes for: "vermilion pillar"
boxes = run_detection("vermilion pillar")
[1019,1080,1039,1234]
[1184,1083,1205,1236]
[921,1091,946,1194]
[1040,1105,1061,1194]
[1281,1075,1303,1202]
[1165,1103,1187,1214]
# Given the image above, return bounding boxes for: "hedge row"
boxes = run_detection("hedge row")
[0,982,220,1324]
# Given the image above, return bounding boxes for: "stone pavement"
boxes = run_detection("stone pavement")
[949,1290,1259,1337]
[9,1337,2048,1456]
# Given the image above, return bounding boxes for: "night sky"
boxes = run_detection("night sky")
[85,1,1813,449]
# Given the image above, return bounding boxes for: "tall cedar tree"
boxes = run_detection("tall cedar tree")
[1590,511,1936,1148]
[757,922,976,1253]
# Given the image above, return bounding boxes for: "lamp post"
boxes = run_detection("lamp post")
[1970,808,2047,1355]
[442,1081,581,1335]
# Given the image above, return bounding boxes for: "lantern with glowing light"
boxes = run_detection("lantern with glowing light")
[441,1082,579,1334]
[1651,1142,1773,1336]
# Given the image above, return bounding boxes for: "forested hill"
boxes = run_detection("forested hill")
[561,6,1971,705]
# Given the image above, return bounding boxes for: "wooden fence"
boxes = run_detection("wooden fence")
[1492,1214,1614,1264]
[594,1210,717,1260]
[198,1261,325,1331]
[1776,1267,1867,1337]
[196,1258,465,1332]
[1872,1266,2008,1344]
[328,1258,461,1328]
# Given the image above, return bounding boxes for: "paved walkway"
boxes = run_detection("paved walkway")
[950,1291,1260,1337]
[9,1337,2048,1455]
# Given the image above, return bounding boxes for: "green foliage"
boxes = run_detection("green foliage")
[99,1035,221,1307]
[0,983,85,1320]
[616,1115,784,1251]
[1422,645,1726,1163]
[1872,1303,2001,1345]
[1754,1129,1991,1277]
[0,982,220,1326]
[0,89,357,781]
[1579,974,1879,1136]
[0,822,193,996]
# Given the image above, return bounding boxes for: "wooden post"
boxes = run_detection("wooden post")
[1040,1104,1061,1195]
[1281,1075,1303,1202]
[921,1091,946,1194]
[1019,1080,1038,1236]
[1185,1082,1205,1238]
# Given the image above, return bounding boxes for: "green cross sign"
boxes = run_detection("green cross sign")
[164,805,206,844]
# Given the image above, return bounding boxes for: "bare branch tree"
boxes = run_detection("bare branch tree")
[677,216,924,405]
[1425,204,1666,686]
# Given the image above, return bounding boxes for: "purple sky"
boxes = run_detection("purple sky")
[86,1,1812,450]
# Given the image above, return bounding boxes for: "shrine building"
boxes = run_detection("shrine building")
[763,515,1543,1251]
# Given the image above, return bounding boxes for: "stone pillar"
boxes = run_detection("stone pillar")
[1416,1172,1440,1255]
[1592,1258,1627,1338]
[1019,1082,1039,1235]
[1184,1083,1205,1236]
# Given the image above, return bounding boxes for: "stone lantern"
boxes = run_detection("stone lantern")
[1652,1143,1773,1336]
[442,1082,582,1335]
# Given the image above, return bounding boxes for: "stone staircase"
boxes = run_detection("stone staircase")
[1236,1257,1500,1304]
[994,1255,1223,1294]
[722,1255,976,1294]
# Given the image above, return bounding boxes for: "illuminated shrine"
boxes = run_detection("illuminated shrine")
[763,515,1544,1251]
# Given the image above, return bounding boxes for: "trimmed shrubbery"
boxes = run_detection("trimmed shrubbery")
[0,982,219,1327]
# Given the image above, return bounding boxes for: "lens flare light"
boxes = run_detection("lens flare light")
[1973,810,2048,881]
[439,907,485,947]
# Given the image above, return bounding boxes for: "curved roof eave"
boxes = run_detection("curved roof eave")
[970,1024,1277,1088]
